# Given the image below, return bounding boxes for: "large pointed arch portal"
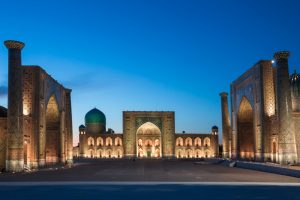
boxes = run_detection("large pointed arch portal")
[237,96,255,160]
[136,122,162,158]
[45,95,60,164]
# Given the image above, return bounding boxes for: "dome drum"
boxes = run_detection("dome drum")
[86,123,106,134]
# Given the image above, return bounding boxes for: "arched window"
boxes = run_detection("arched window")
[186,149,193,158]
[154,139,160,147]
[115,137,122,146]
[88,137,94,146]
[138,139,143,146]
[106,149,112,158]
[106,137,113,146]
[155,148,160,157]
[195,149,201,158]
[97,137,104,146]
[138,148,143,157]
[176,137,183,146]
[204,137,210,147]
[88,149,94,158]
[185,137,193,146]
[194,137,201,146]
[177,149,182,158]
[97,149,103,158]
[117,149,122,158]
[145,139,152,147]
[205,150,210,158]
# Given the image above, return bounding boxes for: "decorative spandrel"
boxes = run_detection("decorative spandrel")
[135,117,162,131]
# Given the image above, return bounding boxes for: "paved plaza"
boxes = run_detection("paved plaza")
[1,159,300,182]
[1,159,300,200]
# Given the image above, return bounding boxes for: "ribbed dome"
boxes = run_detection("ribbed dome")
[0,106,7,118]
[85,108,106,125]
[290,70,300,97]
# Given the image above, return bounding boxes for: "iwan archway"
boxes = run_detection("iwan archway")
[136,122,162,158]
[45,95,61,164]
[237,96,255,160]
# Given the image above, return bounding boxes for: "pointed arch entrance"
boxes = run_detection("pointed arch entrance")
[136,122,162,158]
[237,96,255,160]
[45,95,60,164]
[271,139,277,162]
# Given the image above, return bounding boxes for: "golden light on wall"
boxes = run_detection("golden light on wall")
[266,101,275,117]
[23,104,29,116]
[263,62,276,117]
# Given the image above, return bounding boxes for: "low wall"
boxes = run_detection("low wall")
[235,161,300,178]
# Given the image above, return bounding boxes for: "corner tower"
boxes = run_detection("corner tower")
[274,51,297,164]
[4,40,25,172]
[220,92,231,158]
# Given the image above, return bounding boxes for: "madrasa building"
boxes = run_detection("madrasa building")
[0,40,73,172]
[220,51,300,164]
[74,109,219,159]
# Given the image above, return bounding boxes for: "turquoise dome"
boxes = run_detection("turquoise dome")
[85,108,106,125]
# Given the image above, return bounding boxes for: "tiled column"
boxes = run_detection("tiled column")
[4,40,25,172]
[274,51,297,164]
[220,92,231,158]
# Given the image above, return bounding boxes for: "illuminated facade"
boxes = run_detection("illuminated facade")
[76,110,219,158]
[0,40,73,172]
[221,51,300,164]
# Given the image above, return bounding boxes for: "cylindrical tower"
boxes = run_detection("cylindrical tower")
[79,124,86,157]
[220,92,231,158]
[274,51,297,164]
[65,89,73,164]
[211,125,218,135]
[4,40,25,172]
[211,125,219,157]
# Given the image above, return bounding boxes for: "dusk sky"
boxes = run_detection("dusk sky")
[1,0,300,145]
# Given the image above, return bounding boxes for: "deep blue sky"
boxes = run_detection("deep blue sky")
[0,0,300,145]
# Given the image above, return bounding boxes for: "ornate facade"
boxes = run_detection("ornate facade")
[221,51,300,164]
[0,40,73,172]
[75,110,219,158]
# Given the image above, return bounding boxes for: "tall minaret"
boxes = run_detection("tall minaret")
[274,51,297,164]
[65,89,73,164]
[79,124,86,157]
[4,40,25,172]
[220,92,231,158]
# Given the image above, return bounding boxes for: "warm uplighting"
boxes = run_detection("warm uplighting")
[23,107,29,116]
